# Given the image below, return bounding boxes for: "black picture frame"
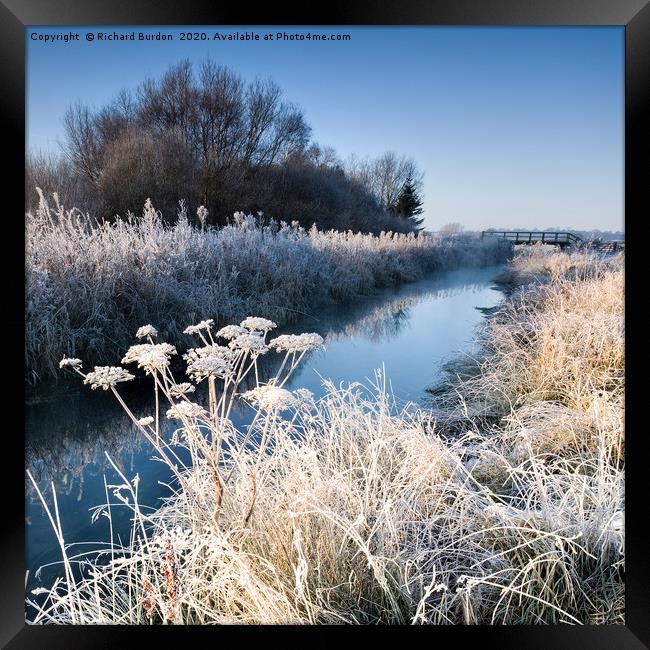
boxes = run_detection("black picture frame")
[2,0,646,646]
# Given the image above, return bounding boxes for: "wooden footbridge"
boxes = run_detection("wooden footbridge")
[480,230,625,252]
[480,230,583,248]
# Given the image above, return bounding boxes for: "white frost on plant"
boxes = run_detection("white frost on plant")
[240,316,277,333]
[186,356,231,382]
[229,333,269,355]
[122,343,177,373]
[59,357,82,369]
[183,344,233,364]
[28,198,510,386]
[84,366,135,390]
[31,587,49,596]
[184,319,214,335]
[169,382,196,398]
[135,324,158,339]
[216,325,246,340]
[269,333,324,353]
[166,401,208,420]
[197,205,208,229]
[293,388,315,405]
[242,385,298,411]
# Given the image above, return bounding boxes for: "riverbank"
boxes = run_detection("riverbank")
[27,248,623,625]
[26,267,504,588]
[492,242,612,293]
[26,195,510,383]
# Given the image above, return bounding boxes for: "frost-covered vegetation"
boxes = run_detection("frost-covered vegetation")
[494,242,605,289]
[27,248,623,625]
[26,193,509,382]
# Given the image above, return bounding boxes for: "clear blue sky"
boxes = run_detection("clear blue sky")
[27,26,624,232]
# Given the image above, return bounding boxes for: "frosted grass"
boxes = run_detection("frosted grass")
[26,192,510,382]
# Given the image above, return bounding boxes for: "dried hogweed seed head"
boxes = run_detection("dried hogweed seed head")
[166,401,208,420]
[183,319,214,335]
[59,357,82,369]
[168,382,196,398]
[183,344,233,363]
[242,385,298,411]
[240,316,277,333]
[186,355,231,382]
[293,388,315,406]
[122,343,177,373]
[269,332,325,353]
[215,324,247,340]
[84,366,135,390]
[229,333,269,355]
[135,324,158,339]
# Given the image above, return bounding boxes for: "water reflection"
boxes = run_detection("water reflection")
[25,265,504,588]
[27,268,500,486]
[319,281,495,344]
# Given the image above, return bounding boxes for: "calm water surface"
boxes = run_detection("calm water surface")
[25,265,504,593]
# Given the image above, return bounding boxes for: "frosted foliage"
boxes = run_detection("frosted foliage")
[26,198,509,381]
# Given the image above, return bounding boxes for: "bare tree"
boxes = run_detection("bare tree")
[56,59,421,233]
[195,61,245,168]
[308,143,342,168]
[136,60,196,138]
[98,127,196,219]
[348,151,424,211]
[26,151,93,213]
[62,103,104,185]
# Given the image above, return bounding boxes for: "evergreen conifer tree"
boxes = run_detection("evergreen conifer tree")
[390,176,424,230]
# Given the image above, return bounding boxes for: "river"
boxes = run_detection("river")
[25,264,505,595]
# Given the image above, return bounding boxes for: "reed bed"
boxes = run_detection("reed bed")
[495,242,617,289]
[27,248,624,624]
[26,192,510,383]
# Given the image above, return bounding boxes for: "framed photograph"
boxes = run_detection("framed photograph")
[2,0,646,646]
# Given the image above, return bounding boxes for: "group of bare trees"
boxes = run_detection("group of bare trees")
[27,59,425,233]
[346,152,424,213]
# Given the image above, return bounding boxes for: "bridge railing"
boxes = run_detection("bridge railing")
[480,231,583,247]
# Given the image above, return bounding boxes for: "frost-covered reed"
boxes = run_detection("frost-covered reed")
[27,248,624,624]
[494,241,617,289]
[26,192,510,382]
